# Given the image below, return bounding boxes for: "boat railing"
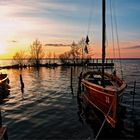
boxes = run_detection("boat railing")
[0,74,8,83]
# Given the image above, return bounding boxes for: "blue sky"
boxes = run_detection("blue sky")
[0,0,140,58]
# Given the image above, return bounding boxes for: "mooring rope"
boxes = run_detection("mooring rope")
[95,98,115,140]
[110,0,116,70]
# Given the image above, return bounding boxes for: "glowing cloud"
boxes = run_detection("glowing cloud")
[0,0,140,58]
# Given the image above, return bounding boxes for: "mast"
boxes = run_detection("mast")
[101,0,106,86]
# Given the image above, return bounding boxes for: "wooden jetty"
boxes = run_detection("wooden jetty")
[87,62,114,67]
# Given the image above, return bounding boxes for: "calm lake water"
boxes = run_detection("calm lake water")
[0,59,140,139]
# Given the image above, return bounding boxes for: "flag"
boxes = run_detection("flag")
[84,35,89,53]
[86,35,89,45]
[84,45,88,54]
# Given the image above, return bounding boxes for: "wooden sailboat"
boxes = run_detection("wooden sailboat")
[80,0,127,128]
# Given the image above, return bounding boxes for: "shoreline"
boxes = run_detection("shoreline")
[0,62,114,69]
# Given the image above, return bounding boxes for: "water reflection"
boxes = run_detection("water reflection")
[0,60,140,139]
[76,60,140,139]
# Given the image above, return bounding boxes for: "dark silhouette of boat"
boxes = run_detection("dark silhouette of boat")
[0,73,10,102]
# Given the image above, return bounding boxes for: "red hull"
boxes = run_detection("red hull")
[81,71,126,128]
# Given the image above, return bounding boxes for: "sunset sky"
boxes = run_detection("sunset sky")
[0,0,140,59]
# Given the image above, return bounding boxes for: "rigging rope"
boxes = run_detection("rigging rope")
[95,98,115,140]
[86,0,96,52]
[87,0,94,35]
[112,1,124,79]
[81,0,95,73]
[110,0,116,69]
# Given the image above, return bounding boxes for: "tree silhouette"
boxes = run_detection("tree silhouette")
[13,50,26,66]
[59,39,85,64]
[29,39,44,66]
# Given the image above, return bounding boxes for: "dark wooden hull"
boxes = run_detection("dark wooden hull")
[81,71,126,128]
[0,74,10,101]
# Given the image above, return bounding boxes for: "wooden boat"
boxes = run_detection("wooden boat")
[79,0,127,128]
[0,73,10,102]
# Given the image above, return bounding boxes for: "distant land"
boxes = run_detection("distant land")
[0,58,139,61]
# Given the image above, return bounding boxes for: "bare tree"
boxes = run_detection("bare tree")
[78,38,86,59]
[13,50,26,66]
[48,52,52,64]
[59,51,71,64]
[59,38,91,65]
[69,41,79,60]
[29,39,45,66]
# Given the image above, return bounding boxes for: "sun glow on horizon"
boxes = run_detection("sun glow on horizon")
[0,0,139,59]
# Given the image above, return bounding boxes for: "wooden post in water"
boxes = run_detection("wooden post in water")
[77,72,82,112]
[77,72,83,97]
[93,59,94,69]
[132,81,136,109]
[70,67,73,95]
[0,109,2,127]
[130,80,136,110]
[96,59,98,63]
[20,74,24,99]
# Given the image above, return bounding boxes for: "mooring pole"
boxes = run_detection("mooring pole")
[70,67,73,95]
[77,72,82,96]
[0,109,2,127]
[77,72,82,111]
[132,80,136,109]
[20,74,25,99]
